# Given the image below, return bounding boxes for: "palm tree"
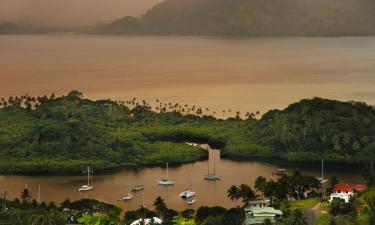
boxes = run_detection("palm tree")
[227,185,240,206]
[254,176,267,197]
[290,209,308,225]
[153,196,167,220]
[364,192,375,225]
[30,210,57,225]
[239,184,256,206]
[21,188,32,202]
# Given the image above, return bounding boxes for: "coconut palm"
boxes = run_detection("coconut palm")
[30,210,57,225]
[254,176,267,197]
[21,188,32,202]
[153,196,167,220]
[227,185,240,206]
[239,184,256,205]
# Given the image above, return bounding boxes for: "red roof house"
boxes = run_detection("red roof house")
[352,184,367,192]
[333,183,353,193]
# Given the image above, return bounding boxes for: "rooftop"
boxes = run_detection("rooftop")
[333,183,353,193]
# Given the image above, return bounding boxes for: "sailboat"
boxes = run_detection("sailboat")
[180,174,195,198]
[122,175,133,201]
[158,163,175,185]
[79,166,94,192]
[187,199,196,205]
[204,155,221,181]
[131,168,144,192]
[317,159,328,184]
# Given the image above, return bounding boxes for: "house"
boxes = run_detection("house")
[352,184,367,192]
[244,200,283,225]
[329,183,354,203]
[130,217,163,225]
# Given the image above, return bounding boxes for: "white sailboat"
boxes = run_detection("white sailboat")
[187,199,196,205]
[180,174,195,198]
[123,174,133,201]
[79,166,94,192]
[204,155,221,181]
[131,168,144,192]
[158,163,175,185]
[317,159,328,184]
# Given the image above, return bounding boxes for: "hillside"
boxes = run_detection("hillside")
[97,0,375,35]
[0,91,374,174]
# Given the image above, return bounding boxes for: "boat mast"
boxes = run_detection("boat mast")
[213,157,216,175]
[189,173,192,190]
[167,162,169,179]
[37,185,41,203]
[87,166,90,186]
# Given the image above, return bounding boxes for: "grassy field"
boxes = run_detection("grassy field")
[289,197,321,209]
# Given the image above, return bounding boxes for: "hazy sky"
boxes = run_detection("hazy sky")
[0,0,163,27]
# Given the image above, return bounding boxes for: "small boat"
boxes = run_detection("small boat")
[187,199,196,205]
[158,163,175,185]
[123,175,134,201]
[123,193,133,201]
[131,184,144,192]
[317,159,328,184]
[131,169,144,192]
[79,166,94,192]
[180,189,196,198]
[204,155,221,181]
[180,173,195,198]
[275,168,287,176]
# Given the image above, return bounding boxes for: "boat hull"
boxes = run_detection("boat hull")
[79,185,94,192]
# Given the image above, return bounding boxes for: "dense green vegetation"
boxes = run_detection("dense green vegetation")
[95,0,375,36]
[0,91,374,174]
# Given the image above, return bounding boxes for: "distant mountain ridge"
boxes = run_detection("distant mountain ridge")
[96,0,375,36]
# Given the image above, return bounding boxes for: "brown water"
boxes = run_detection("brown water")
[0,35,375,115]
[0,145,365,211]
[0,35,371,211]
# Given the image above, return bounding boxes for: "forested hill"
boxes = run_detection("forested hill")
[0,91,374,174]
[96,0,375,36]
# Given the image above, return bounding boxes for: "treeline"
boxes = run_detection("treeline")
[94,0,375,36]
[0,91,374,174]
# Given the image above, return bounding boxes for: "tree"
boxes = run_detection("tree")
[290,209,308,225]
[239,184,256,205]
[255,176,267,196]
[263,218,272,225]
[21,188,32,202]
[327,176,339,193]
[153,196,167,220]
[227,185,240,206]
[60,198,72,210]
[222,207,245,225]
[30,210,62,225]
[172,215,196,225]
[364,191,375,225]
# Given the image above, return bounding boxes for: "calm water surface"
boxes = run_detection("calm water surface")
[0,35,371,211]
[0,146,365,211]
[0,35,375,114]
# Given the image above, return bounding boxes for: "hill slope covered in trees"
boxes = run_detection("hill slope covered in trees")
[0,91,374,174]
[96,0,375,36]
